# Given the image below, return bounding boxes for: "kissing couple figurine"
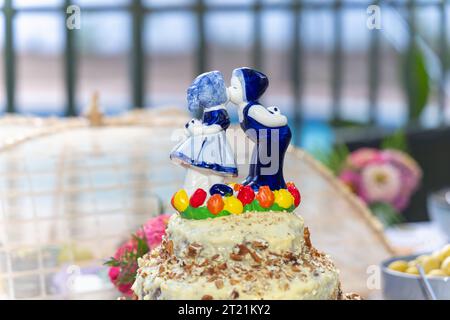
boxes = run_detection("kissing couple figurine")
[170,67,292,196]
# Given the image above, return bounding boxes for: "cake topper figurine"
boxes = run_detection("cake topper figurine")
[170,68,300,220]
[170,71,238,196]
[228,67,292,191]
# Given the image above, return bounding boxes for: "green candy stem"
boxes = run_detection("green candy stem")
[180,191,298,220]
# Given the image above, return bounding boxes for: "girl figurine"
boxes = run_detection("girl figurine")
[170,71,238,195]
[228,67,292,191]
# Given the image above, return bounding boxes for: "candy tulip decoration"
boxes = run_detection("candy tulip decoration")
[189,188,207,208]
[231,183,243,192]
[255,186,275,208]
[207,194,225,215]
[274,189,294,209]
[171,189,189,212]
[223,196,244,215]
[171,184,300,219]
[237,186,255,206]
[287,182,301,207]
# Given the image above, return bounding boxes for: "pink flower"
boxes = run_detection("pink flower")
[107,214,172,297]
[339,169,361,194]
[348,148,383,169]
[382,149,422,192]
[392,192,410,211]
[360,163,402,204]
[143,214,171,249]
[108,240,139,296]
[108,265,133,296]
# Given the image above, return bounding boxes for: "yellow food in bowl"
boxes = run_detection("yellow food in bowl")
[442,257,450,276]
[387,244,450,278]
[405,266,419,275]
[441,244,450,259]
[421,257,441,273]
[428,269,447,277]
[432,244,450,262]
[388,260,408,272]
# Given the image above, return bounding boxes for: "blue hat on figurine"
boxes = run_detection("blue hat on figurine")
[232,67,269,103]
[187,71,228,114]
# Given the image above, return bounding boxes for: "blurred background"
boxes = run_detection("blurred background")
[2,0,449,221]
[0,0,450,300]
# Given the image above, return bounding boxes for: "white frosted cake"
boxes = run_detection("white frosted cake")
[132,211,342,300]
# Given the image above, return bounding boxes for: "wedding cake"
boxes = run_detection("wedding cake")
[132,68,349,300]
[132,210,341,300]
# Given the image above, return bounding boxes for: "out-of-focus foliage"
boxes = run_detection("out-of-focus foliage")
[381,129,408,153]
[316,144,349,176]
[401,43,430,122]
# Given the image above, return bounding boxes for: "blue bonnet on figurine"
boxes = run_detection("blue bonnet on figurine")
[230,67,269,104]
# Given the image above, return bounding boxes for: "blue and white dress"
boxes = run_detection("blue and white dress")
[170,106,238,177]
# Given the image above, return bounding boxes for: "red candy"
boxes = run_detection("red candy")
[189,188,207,208]
[237,186,255,206]
[287,182,301,207]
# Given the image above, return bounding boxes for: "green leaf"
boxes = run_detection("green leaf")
[381,129,408,152]
[317,144,349,176]
[369,202,403,227]
[132,232,149,257]
[401,43,430,122]
[104,257,120,267]
[330,119,365,128]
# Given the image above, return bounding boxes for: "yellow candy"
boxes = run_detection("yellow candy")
[405,266,419,275]
[274,189,294,209]
[427,269,447,277]
[421,257,441,273]
[388,260,408,273]
[223,196,243,215]
[172,189,189,212]
[442,257,450,275]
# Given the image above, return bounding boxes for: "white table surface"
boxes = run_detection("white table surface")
[385,222,449,255]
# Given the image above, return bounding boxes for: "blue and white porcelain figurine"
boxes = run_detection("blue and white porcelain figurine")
[228,67,292,191]
[170,71,238,195]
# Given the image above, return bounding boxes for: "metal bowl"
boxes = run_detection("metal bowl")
[382,254,450,300]
[428,189,450,241]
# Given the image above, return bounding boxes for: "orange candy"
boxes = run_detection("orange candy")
[256,186,274,208]
[232,183,243,192]
[207,194,224,215]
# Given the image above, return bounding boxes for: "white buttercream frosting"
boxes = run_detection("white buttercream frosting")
[166,212,305,260]
[132,211,341,300]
